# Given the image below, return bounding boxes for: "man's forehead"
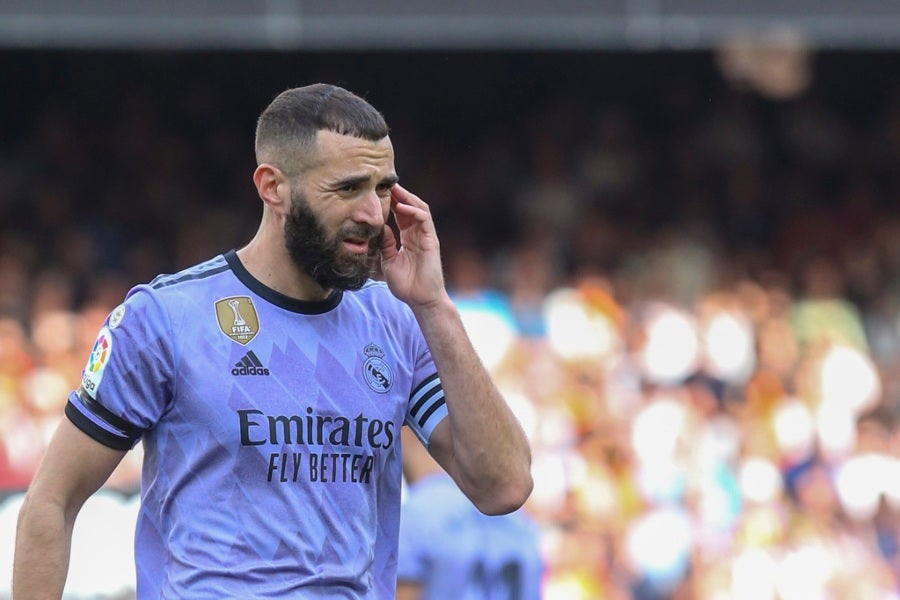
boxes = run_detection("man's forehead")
[310,130,395,179]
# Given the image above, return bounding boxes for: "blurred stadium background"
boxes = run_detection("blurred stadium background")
[2,2,900,599]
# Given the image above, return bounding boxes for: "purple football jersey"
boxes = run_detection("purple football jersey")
[66,250,448,598]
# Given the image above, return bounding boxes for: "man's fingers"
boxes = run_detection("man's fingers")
[392,201,429,223]
[391,184,430,212]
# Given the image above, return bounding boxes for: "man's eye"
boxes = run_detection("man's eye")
[340,185,357,193]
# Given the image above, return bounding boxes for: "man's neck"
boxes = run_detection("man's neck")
[236,237,332,302]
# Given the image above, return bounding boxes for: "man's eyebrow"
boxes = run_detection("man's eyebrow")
[331,174,371,189]
[330,173,399,188]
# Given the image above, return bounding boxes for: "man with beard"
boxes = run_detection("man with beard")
[13,84,533,599]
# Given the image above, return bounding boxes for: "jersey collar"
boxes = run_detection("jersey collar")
[224,249,343,314]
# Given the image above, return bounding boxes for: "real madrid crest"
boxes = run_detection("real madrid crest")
[363,342,393,393]
[215,296,260,345]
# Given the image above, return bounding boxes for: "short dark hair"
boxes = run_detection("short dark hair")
[254,83,389,174]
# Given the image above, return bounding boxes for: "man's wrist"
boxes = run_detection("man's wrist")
[410,293,456,322]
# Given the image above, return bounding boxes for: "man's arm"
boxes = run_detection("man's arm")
[13,418,127,598]
[411,300,532,515]
[381,184,533,515]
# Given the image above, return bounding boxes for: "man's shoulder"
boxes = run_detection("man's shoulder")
[145,254,231,293]
[120,254,233,316]
[346,280,406,310]
[356,279,391,295]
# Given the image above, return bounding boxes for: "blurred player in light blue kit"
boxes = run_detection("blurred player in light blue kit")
[397,427,544,600]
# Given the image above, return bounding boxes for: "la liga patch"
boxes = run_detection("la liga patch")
[82,327,113,398]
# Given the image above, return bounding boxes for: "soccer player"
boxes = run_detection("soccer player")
[397,428,544,600]
[13,84,533,598]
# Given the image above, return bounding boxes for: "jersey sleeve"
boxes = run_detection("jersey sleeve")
[405,373,447,447]
[65,286,175,450]
[403,323,448,446]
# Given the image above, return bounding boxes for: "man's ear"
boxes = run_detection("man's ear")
[253,163,292,214]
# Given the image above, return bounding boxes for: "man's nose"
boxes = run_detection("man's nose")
[352,191,386,226]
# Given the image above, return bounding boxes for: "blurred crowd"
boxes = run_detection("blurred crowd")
[1,50,900,598]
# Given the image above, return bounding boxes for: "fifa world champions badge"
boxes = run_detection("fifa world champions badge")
[215,296,260,345]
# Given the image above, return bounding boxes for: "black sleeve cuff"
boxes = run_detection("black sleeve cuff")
[65,400,139,451]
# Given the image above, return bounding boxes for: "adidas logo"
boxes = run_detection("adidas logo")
[232,350,270,376]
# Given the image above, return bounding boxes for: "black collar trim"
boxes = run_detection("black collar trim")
[224,249,342,315]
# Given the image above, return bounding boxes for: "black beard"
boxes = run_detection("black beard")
[284,191,383,292]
